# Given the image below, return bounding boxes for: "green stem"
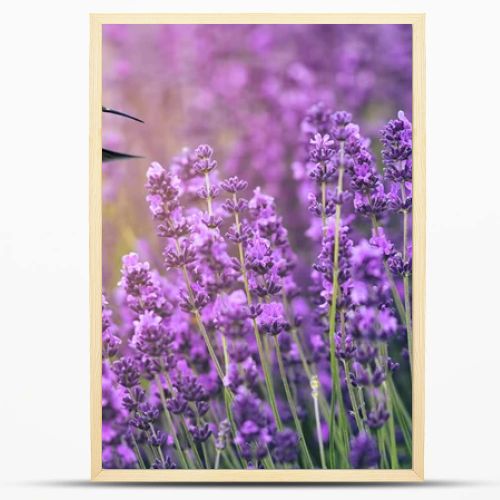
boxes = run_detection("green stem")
[273,336,314,468]
[365,379,387,469]
[143,446,155,468]
[403,275,413,373]
[389,375,412,428]
[232,193,282,430]
[218,337,243,465]
[387,377,412,455]
[201,442,210,469]
[163,372,204,468]
[386,396,399,469]
[371,216,406,323]
[130,434,146,469]
[282,292,331,421]
[148,423,167,464]
[400,183,413,375]
[155,375,190,469]
[327,147,350,468]
[282,293,315,379]
[148,443,160,462]
[339,309,364,434]
[371,214,412,376]
[357,387,368,422]
[221,334,229,374]
[223,384,247,469]
[172,234,226,384]
[378,345,399,469]
[311,376,327,469]
[377,427,389,468]
[263,451,276,469]
[192,405,211,468]
[321,180,327,236]
[343,360,364,433]
[259,329,283,430]
[204,172,213,215]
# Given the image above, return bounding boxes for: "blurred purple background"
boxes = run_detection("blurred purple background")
[103,24,412,288]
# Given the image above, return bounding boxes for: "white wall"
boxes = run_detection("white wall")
[1,1,499,499]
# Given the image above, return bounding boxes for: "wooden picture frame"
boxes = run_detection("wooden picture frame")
[90,13,425,482]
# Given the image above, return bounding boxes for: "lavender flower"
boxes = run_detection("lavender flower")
[132,311,174,358]
[381,111,412,183]
[349,432,380,469]
[102,294,121,358]
[232,388,273,463]
[366,402,390,430]
[257,302,289,336]
[272,429,300,464]
[193,144,217,174]
[112,357,141,388]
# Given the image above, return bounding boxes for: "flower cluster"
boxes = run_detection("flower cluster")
[102,103,413,470]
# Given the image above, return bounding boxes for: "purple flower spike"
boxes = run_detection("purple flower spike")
[366,402,390,430]
[102,294,121,358]
[145,162,181,217]
[132,311,174,358]
[193,144,217,174]
[381,111,412,182]
[257,302,289,336]
[349,432,380,469]
[272,429,299,464]
[112,357,140,388]
[221,176,248,193]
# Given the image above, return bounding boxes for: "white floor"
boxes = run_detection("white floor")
[2,479,499,500]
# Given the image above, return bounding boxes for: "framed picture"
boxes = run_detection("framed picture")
[90,13,425,482]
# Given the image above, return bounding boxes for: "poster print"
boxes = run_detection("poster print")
[90,14,425,482]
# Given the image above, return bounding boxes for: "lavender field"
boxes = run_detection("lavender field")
[102,24,413,470]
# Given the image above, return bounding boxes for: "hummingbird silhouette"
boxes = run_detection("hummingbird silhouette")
[102,106,144,162]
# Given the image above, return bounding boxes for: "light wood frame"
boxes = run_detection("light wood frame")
[90,13,425,482]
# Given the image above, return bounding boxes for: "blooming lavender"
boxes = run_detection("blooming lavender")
[349,432,380,469]
[102,25,413,470]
